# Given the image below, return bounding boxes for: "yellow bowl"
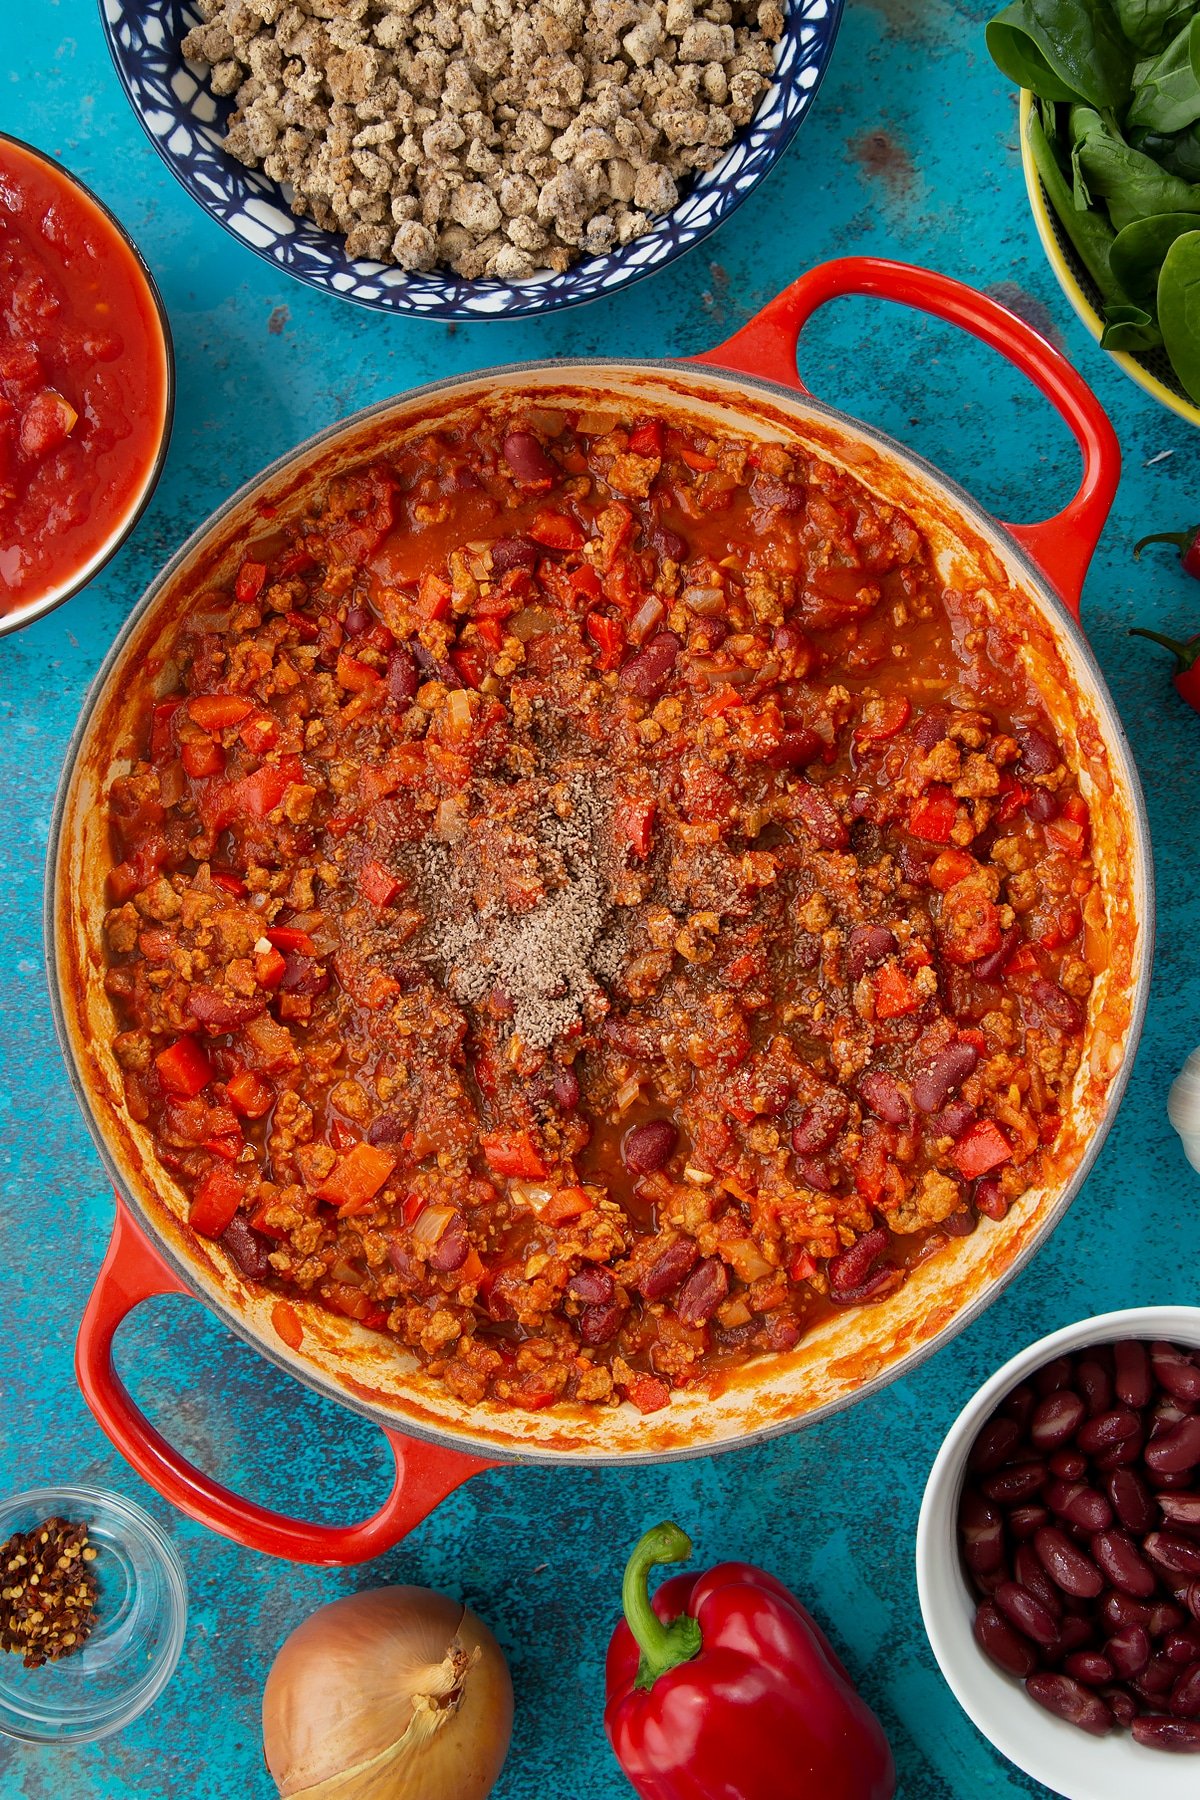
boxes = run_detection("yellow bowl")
[1019,88,1200,428]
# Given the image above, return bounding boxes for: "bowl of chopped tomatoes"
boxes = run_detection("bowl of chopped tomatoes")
[0,133,173,633]
[47,257,1151,1564]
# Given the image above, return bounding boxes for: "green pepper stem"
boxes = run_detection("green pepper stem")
[1133,529,1194,559]
[1129,626,1200,673]
[621,1521,703,1691]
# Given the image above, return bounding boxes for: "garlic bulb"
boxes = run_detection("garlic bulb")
[262,1586,513,1800]
[1167,1047,1200,1174]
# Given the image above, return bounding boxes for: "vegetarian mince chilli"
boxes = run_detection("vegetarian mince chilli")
[100,397,1110,1418]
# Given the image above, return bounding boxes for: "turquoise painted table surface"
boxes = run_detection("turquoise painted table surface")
[3,3,1199,1796]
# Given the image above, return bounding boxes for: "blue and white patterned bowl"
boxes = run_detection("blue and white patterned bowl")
[98,0,844,320]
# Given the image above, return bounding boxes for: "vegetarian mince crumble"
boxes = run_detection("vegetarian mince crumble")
[181,0,783,277]
[101,400,1105,1415]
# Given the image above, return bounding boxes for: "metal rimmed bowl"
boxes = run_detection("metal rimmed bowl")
[48,258,1151,1565]
[1019,91,1200,430]
[0,132,174,636]
[0,1486,187,1744]
[98,0,844,320]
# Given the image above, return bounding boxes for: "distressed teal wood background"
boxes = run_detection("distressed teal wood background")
[2,2,1199,1796]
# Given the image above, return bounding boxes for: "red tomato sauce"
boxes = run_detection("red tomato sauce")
[0,136,170,616]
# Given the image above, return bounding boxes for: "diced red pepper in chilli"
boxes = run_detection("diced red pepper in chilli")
[187,693,254,731]
[528,509,584,551]
[995,773,1031,823]
[450,646,488,689]
[627,1375,671,1414]
[1006,944,1039,977]
[181,737,225,779]
[286,609,319,643]
[680,447,717,472]
[359,859,400,908]
[202,1136,242,1162]
[474,617,505,651]
[271,1300,304,1348]
[480,1131,549,1179]
[789,1252,818,1282]
[418,573,452,621]
[542,1187,593,1225]
[315,1142,398,1214]
[951,1119,1013,1179]
[228,755,303,820]
[908,787,958,843]
[929,848,977,891]
[226,1068,273,1118]
[266,926,317,956]
[615,797,655,859]
[459,1248,486,1285]
[189,1165,244,1237]
[254,946,287,988]
[940,886,1003,965]
[337,653,383,694]
[211,871,248,898]
[150,700,181,761]
[586,611,624,669]
[239,712,279,755]
[874,962,920,1019]
[234,560,267,604]
[569,563,603,601]
[628,419,665,457]
[154,1037,213,1098]
[853,694,910,744]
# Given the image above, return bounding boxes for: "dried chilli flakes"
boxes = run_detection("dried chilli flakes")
[0,1517,99,1669]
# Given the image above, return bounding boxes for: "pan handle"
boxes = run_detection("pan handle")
[76,1196,494,1565]
[691,255,1120,622]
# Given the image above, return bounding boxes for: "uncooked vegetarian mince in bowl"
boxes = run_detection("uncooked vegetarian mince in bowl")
[97,396,1109,1418]
[100,0,843,317]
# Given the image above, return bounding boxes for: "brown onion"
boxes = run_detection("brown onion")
[262,1586,512,1800]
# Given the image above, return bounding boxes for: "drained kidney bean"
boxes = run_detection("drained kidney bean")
[1077,1407,1142,1455]
[972,925,1022,984]
[1146,1415,1200,1476]
[1064,1650,1114,1687]
[983,1462,1049,1506]
[1025,787,1060,823]
[568,1265,615,1305]
[1146,1533,1200,1578]
[1150,1602,1188,1638]
[859,1069,911,1127]
[1092,1530,1158,1597]
[488,534,540,574]
[675,1258,728,1326]
[912,1041,979,1113]
[1170,1665,1200,1720]
[1035,1526,1105,1599]
[623,1118,678,1175]
[1180,1582,1200,1625]
[1159,1494,1200,1527]
[638,1238,699,1299]
[1152,1343,1200,1404]
[973,1178,1008,1221]
[620,630,682,700]
[1058,1616,1097,1655]
[960,1489,1006,1577]
[1031,1390,1087,1451]
[1026,1672,1114,1735]
[933,1099,976,1140]
[1046,1479,1112,1533]
[790,1091,848,1154]
[1163,1630,1200,1665]
[387,646,418,702]
[1138,1654,1179,1700]
[1002,1383,1037,1430]
[829,1266,903,1306]
[1008,1504,1051,1540]
[1076,1358,1114,1415]
[429,1213,469,1272]
[1103,1591,1153,1632]
[1049,1450,1088,1481]
[1107,1624,1152,1680]
[828,1226,889,1296]
[846,924,895,979]
[219,1212,272,1280]
[1030,978,1085,1035]
[1114,1340,1153,1410]
[970,1414,1023,1473]
[1107,1469,1158,1533]
[995,1581,1061,1647]
[1036,1356,1075,1396]
[503,430,556,484]
[1104,1687,1138,1726]
[1015,1543,1064,1616]
[974,1601,1037,1677]
[579,1301,625,1346]
[1133,1715,1200,1750]
[1017,726,1061,775]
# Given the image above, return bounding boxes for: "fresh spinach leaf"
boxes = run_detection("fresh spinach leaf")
[1099,299,1164,346]
[1072,103,1200,227]
[1155,120,1200,177]
[1110,210,1200,290]
[987,1,1134,108]
[1126,16,1200,131]
[1030,107,1136,307]
[1115,0,1193,52]
[1157,227,1200,393]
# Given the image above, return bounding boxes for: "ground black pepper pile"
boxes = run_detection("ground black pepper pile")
[0,1518,98,1669]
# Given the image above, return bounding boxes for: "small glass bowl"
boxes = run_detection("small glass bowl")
[0,1486,187,1743]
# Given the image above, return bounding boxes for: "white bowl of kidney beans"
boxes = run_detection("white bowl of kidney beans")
[916,1308,1200,1796]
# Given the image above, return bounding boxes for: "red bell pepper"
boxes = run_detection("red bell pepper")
[605,1522,895,1800]
[1129,626,1200,714]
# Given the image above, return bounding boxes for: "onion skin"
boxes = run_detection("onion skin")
[262,1586,513,1800]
